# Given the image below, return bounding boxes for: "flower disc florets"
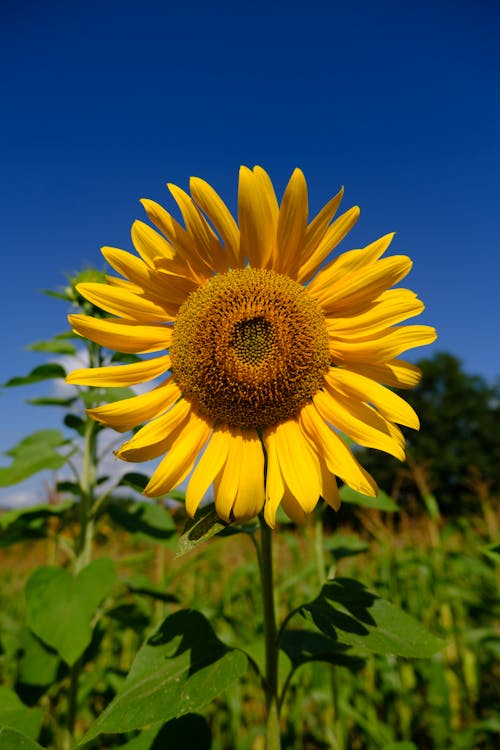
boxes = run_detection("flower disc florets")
[170,268,330,429]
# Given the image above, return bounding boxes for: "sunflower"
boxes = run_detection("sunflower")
[66,167,436,526]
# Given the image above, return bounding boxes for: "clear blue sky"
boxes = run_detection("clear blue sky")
[1,0,499,501]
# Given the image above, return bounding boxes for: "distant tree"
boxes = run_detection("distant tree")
[360,352,500,513]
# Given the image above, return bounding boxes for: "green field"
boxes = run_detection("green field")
[1,492,498,749]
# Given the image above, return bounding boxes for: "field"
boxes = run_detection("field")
[1,490,498,750]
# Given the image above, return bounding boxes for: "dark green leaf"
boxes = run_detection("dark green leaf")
[80,386,136,406]
[117,716,212,750]
[64,414,86,435]
[27,336,77,355]
[324,533,369,561]
[383,744,419,750]
[111,352,142,364]
[18,628,60,687]
[26,397,77,407]
[481,541,500,565]
[0,687,44,741]
[108,500,176,542]
[152,715,211,749]
[25,558,117,665]
[0,501,73,530]
[118,473,152,492]
[177,504,228,556]
[0,430,70,487]
[300,577,444,657]
[3,364,67,387]
[0,726,45,750]
[81,609,247,742]
[0,501,74,548]
[124,578,179,604]
[339,485,399,511]
[280,629,365,671]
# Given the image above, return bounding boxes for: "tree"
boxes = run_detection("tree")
[360,352,500,513]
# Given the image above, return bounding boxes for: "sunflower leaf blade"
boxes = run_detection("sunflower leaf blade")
[80,609,248,742]
[300,577,444,657]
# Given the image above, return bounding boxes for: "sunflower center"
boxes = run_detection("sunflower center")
[170,268,330,429]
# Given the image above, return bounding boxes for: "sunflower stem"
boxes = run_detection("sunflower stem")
[259,516,281,750]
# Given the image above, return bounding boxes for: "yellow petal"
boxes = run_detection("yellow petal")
[140,198,212,278]
[168,183,229,274]
[231,430,265,521]
[144,412,212,497]
[275,168,308,274]
[299,402,377,496]
[131,220,175,266]
[300,187,344,268]
[214,429,242,522]
[342,360,422,389]
[325,368,420,429]
[76,282,172,322]
[318,457,340,511]
[280,489,307,525]
[325,289,424,336]
[297,206,360,282]
[272,419,322,514]
[311,232,394,291]
[116,399,191,461]
[185,425,231,517]
[238,166,276,268]
[105,276,144,294]
[68,314,172,354]
[190,176,242,268]
[313,389,406,460]
[263,428,285,528]
[329,325,437,364]
[315,256,413,311]
[101,246,156,289]
[86,376,181,432]
[66,354,171,387]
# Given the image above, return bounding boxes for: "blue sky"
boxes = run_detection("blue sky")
[1,0,499,503]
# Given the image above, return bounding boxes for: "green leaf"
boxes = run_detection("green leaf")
[339,485,400,512]
[108,500,176,543]
[280,629,365,671]
[110,352,142,364]
[117,716,211,750]
[324,533,369,561]
[300,577,444,657]
[118,472,151,492]
[0,726,45,750]
[27,336,77,355]
[25,558,117,665]
[0,501,73,530]
[0,501,74,548]
[0,687,44,741]
[81,609,247,742]
[64,414,86,436]
[383,744,419,750]
[151,715,212,749]
[18,628,60,687]
[0,430,70,487]
[481,540,500,565]
[80,386,136,407]
[3,363,67,387]
[124,577,179,604]
[177,504,228,556]
[26,397,77,407]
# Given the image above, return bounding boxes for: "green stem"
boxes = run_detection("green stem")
[259,516,281,750]
[68,342,101,740]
